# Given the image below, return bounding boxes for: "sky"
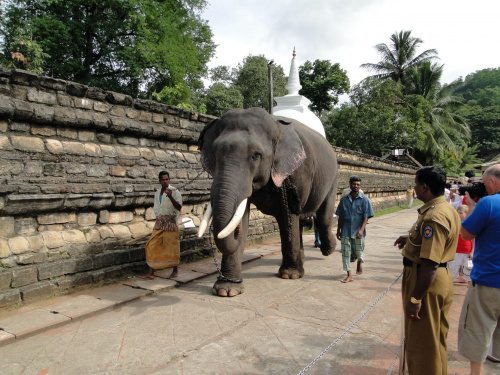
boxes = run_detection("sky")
[201,0,500,91]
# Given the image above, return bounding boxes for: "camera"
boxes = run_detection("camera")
[458,181,488,200]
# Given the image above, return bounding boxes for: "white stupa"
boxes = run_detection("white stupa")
[273,48,326,138]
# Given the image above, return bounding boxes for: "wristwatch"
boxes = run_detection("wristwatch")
[410,297,422,304]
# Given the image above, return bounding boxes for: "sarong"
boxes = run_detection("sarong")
[145,215,179,269]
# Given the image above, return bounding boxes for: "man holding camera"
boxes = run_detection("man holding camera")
[458,163,500,375]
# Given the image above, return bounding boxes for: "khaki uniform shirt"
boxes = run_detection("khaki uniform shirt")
[402,196,460,264]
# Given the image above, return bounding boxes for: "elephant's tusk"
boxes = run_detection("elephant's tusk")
[217,198,248,239]
[197,202,212,237]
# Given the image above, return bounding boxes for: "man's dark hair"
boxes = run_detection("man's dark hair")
[349,176,361,184]
[158,171,170,179]
[445,182,451,189]
[465,170,475,178]
[416,166,446,196]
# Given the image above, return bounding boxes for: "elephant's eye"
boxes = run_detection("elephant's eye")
[252,152,262,161]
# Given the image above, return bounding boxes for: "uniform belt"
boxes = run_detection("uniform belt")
[403,257,447,268]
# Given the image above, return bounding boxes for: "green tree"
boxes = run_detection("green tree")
[459,104,500,159]
[208,65,237,86]
[453,68,500,159]
[152,82,193,110]
[406,61,443,99]
[406,63,470,163]
[323,78,416,156]
[0,0,216,97]
[454,67,500,101]
[234,55,287,111]
[298,59,350,116]
[205,83,244,117]
[4,27,49,73]
[360,30,438,89]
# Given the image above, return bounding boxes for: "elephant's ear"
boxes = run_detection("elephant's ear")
[198,119,219,176]
[271,119,306,187]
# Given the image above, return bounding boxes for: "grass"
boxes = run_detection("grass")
[373,200,422,217]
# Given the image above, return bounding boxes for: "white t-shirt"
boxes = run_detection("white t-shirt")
[153,185,182,219]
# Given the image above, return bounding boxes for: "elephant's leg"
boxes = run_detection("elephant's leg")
[299,222,304,251]
[316,197,337,256]
[212,210,249,297]
[277,213,304,279]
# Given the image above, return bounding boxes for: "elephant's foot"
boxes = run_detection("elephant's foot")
[212,280,244,297]
[278,266,303,280]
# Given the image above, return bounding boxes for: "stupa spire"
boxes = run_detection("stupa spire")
[285,47,301,96]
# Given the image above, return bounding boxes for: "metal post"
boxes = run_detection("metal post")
[268,60,274,114]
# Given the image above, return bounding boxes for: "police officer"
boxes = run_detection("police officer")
[394,166,461,375]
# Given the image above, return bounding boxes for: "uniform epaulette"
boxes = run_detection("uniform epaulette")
[424,205,453,233]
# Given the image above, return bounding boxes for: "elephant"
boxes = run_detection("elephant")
[197,107,339,297]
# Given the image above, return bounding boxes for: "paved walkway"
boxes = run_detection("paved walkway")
[0,208,499,374]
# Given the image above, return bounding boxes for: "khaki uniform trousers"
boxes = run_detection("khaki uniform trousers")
[402,263,454,375]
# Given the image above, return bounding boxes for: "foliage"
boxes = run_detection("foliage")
[153,82,193,110]
[454,68,500,159]
[323,79,416,156]
[454,67,500,101]
[357,30,474,169]
[459,104,500,159]
[208,65,237,86]
[0,0,216,98]
[406,61,443,99]
[4,27,49,73]
[234,55,287,112]
[410,77,469,164]
[361,30,438,89]
[298,59,350,115]
[205,82,244,117]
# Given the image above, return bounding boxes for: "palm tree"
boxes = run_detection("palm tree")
[427,81,470,156]
[406,61,443,99]
[361,30,438,88]
[408,67,470,160]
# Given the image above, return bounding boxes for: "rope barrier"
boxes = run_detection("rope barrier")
[387,337,405,375]
[296,271,404,375]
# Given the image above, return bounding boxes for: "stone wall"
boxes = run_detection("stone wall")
[0,68,417,308]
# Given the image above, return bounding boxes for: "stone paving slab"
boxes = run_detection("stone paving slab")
[242,252,263,263]
[180,258,219,275]
[122,277,177,293]
[83,284,152,305]
[155,267,210,284]
[44,294,116,320]
[0,329,15,345]
[0,308,70,339]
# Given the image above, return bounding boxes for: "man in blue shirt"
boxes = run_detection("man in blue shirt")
[335,176,374,283]
[459,163,500,375]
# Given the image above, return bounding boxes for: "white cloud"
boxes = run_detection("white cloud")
[202,0,500,88]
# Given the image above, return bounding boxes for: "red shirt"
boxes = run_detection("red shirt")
[456,234,472,254]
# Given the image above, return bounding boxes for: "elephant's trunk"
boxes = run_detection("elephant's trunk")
[217,198,247,239]
[210,167,252,253]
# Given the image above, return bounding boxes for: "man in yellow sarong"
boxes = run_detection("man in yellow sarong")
[141,171,182,279]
